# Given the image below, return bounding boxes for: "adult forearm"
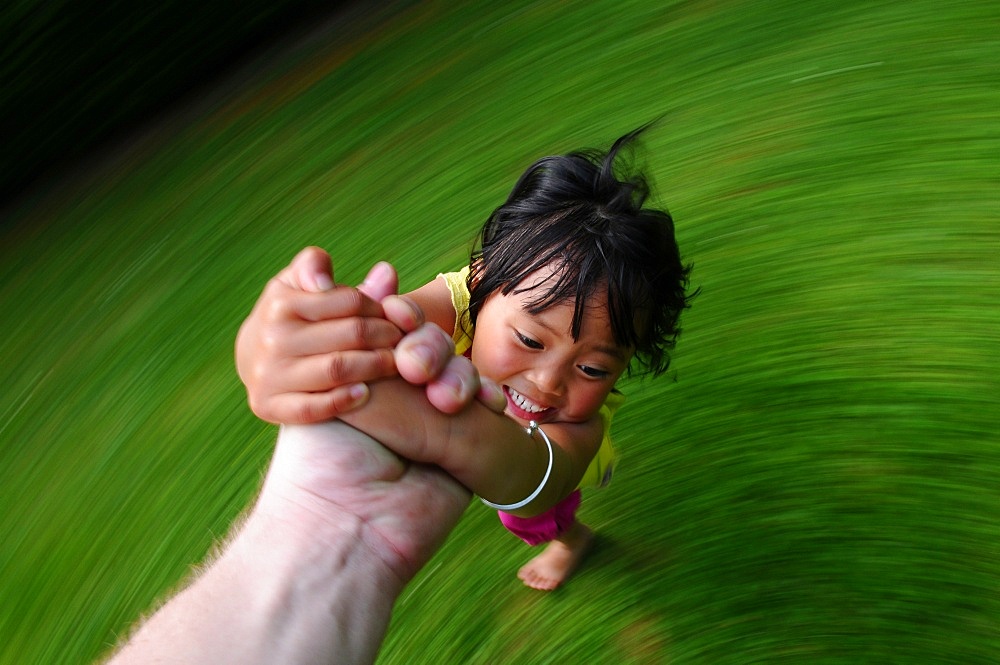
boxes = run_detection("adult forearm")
[107,508,398,665]
[106,418,465,665]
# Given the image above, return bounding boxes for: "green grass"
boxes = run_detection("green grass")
[2,0,998,662]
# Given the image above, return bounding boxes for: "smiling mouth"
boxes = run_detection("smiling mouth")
[505,386,550,416]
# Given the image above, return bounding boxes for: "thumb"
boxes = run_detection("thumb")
[285,246,335,293]
[358,261,399,302]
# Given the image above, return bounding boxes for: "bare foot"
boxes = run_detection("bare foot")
[517,521,593,591]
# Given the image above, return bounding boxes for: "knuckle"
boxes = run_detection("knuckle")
[264,292,295,321]
[289,398,332,424]
[247,394,272,422]
[288,402,313,424]
[350,317,371,346]
[258,330,278,354]
[340,286,365,315]
[377,348,396,374]
[261,276,282,297]
[324,354,349,383]
[248,363,271,391]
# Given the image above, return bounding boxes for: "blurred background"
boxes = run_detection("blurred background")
[2,1,998,662]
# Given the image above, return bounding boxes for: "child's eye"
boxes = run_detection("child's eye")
[579,365,609,379]
[515,331,543,349]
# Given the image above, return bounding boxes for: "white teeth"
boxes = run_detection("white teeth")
[508,387,545,413]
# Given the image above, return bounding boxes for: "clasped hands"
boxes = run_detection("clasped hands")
[236,246,505,423]
[106,248,507,665]
[238,247,507,582]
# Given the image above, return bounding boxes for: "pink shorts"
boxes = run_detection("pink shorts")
[497,490,582,546]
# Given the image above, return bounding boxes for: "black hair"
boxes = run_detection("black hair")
[466,125,695,376]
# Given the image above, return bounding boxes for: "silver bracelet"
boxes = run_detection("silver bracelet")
[481,421,554,511]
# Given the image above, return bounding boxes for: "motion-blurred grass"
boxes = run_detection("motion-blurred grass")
[2,1,998,663]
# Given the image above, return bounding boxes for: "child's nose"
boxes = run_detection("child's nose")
[528,361,566,399]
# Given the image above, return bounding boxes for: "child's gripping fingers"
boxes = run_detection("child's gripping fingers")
[394,324,455,386]
[422,360,505,415]
[424,355,481,415]
[381,294,425,334]
[476,378,507,414]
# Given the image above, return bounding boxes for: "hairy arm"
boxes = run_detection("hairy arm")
[107,421,469,665]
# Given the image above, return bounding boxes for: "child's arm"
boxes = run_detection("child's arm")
[344,324,605,517]
[404,276,462,338]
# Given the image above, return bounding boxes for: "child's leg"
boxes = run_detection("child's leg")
[517,519,593,591]
[498,491,593,590]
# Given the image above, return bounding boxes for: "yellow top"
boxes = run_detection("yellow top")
[437,266,619,489]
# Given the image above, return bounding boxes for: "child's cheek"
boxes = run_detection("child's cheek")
[472,341,514,384]
[575,383,613,418]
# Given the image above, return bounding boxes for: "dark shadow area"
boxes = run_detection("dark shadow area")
[1,0,363,211]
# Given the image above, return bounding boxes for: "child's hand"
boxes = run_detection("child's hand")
[393,322,507,416]
[236,247,410,424]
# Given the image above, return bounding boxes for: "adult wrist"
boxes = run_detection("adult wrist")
[248,482,406,595]
[229,507,400,664]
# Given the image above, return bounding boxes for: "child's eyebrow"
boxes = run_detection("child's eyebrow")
[594,344,629,363]
[529,310,629,362]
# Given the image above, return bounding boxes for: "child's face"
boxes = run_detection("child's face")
[471,267,632,426]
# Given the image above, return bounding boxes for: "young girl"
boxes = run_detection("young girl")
[237,127,694,590]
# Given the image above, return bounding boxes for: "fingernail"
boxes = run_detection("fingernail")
[482,381,503,403]
[314,272,334,291]
[363,261,391,288]
[439,371,466,399]
[433,324,455,351]
[347,383,369,407]
[398,295,424,327]
[410,343,435,373]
